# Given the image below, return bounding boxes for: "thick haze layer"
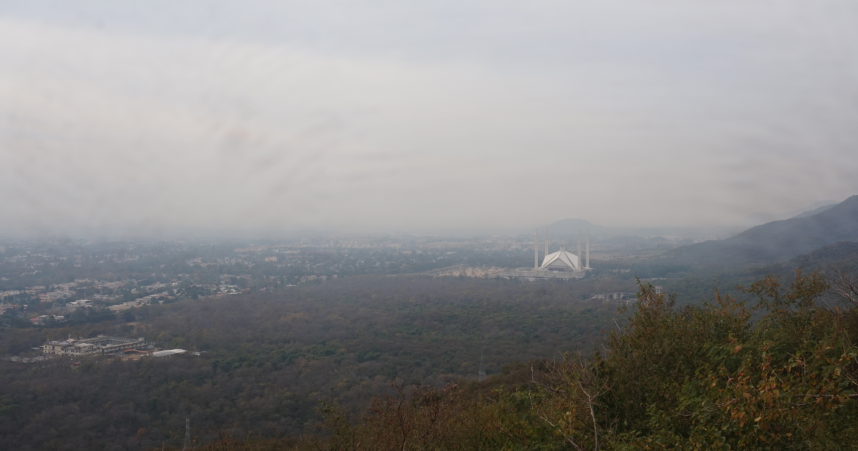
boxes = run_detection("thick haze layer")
[1,1,857,235]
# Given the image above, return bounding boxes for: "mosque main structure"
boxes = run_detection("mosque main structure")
[497,229,592,280]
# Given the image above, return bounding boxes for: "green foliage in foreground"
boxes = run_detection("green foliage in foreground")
[183,271,858,450]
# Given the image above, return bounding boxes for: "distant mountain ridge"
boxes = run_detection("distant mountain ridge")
[667,195,858,268]
[792,203,836,219]
[741,199,839,226]
[543,219,737,242]
[545,218,601,237]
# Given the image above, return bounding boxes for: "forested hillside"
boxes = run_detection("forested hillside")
[661,240,858,305]
[0,276,627,450]
[666,195,858,268]
[183,270,858,451]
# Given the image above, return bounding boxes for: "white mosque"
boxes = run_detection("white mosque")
[534,229,591,273]
[497,229,591,280]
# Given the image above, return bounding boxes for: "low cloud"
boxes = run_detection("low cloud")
[1,1,857,235]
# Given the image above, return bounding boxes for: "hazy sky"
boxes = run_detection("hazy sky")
[1,1,857,235]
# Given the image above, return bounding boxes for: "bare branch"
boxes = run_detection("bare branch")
[827,266,858,307]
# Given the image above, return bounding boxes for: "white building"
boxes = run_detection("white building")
[535,229,591,273]
[497,228,593,280]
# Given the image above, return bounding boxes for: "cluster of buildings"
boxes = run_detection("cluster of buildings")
[7,280,101,304]
[298,274,336,283]
[67,299,93,309]
[108,299,152,312]
[39,285,74,303]
[1,280,126,305]
[419,265,505,278]
[42,335,151,357]
[107,292,175,312]
[0,302,20,315]
[1,286,70,304]
[30,314,66,325]
[38,335,190,361]
[0,290,22,299]
[589,292,637,303]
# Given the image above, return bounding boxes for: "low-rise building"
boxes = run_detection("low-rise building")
[67,299,93,309]
[108,298,152,311]
[42,335,149,357]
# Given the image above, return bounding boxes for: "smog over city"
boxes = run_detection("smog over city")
[2,2,858,450]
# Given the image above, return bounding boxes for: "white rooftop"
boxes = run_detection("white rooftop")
[152,349,187,357]
[540,249,581,271]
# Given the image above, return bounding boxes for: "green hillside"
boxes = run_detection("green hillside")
[666,195,858,268]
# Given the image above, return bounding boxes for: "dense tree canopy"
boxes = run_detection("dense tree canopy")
[0,276,622,450]
[248,270,858,451]
[4,270,857,450]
